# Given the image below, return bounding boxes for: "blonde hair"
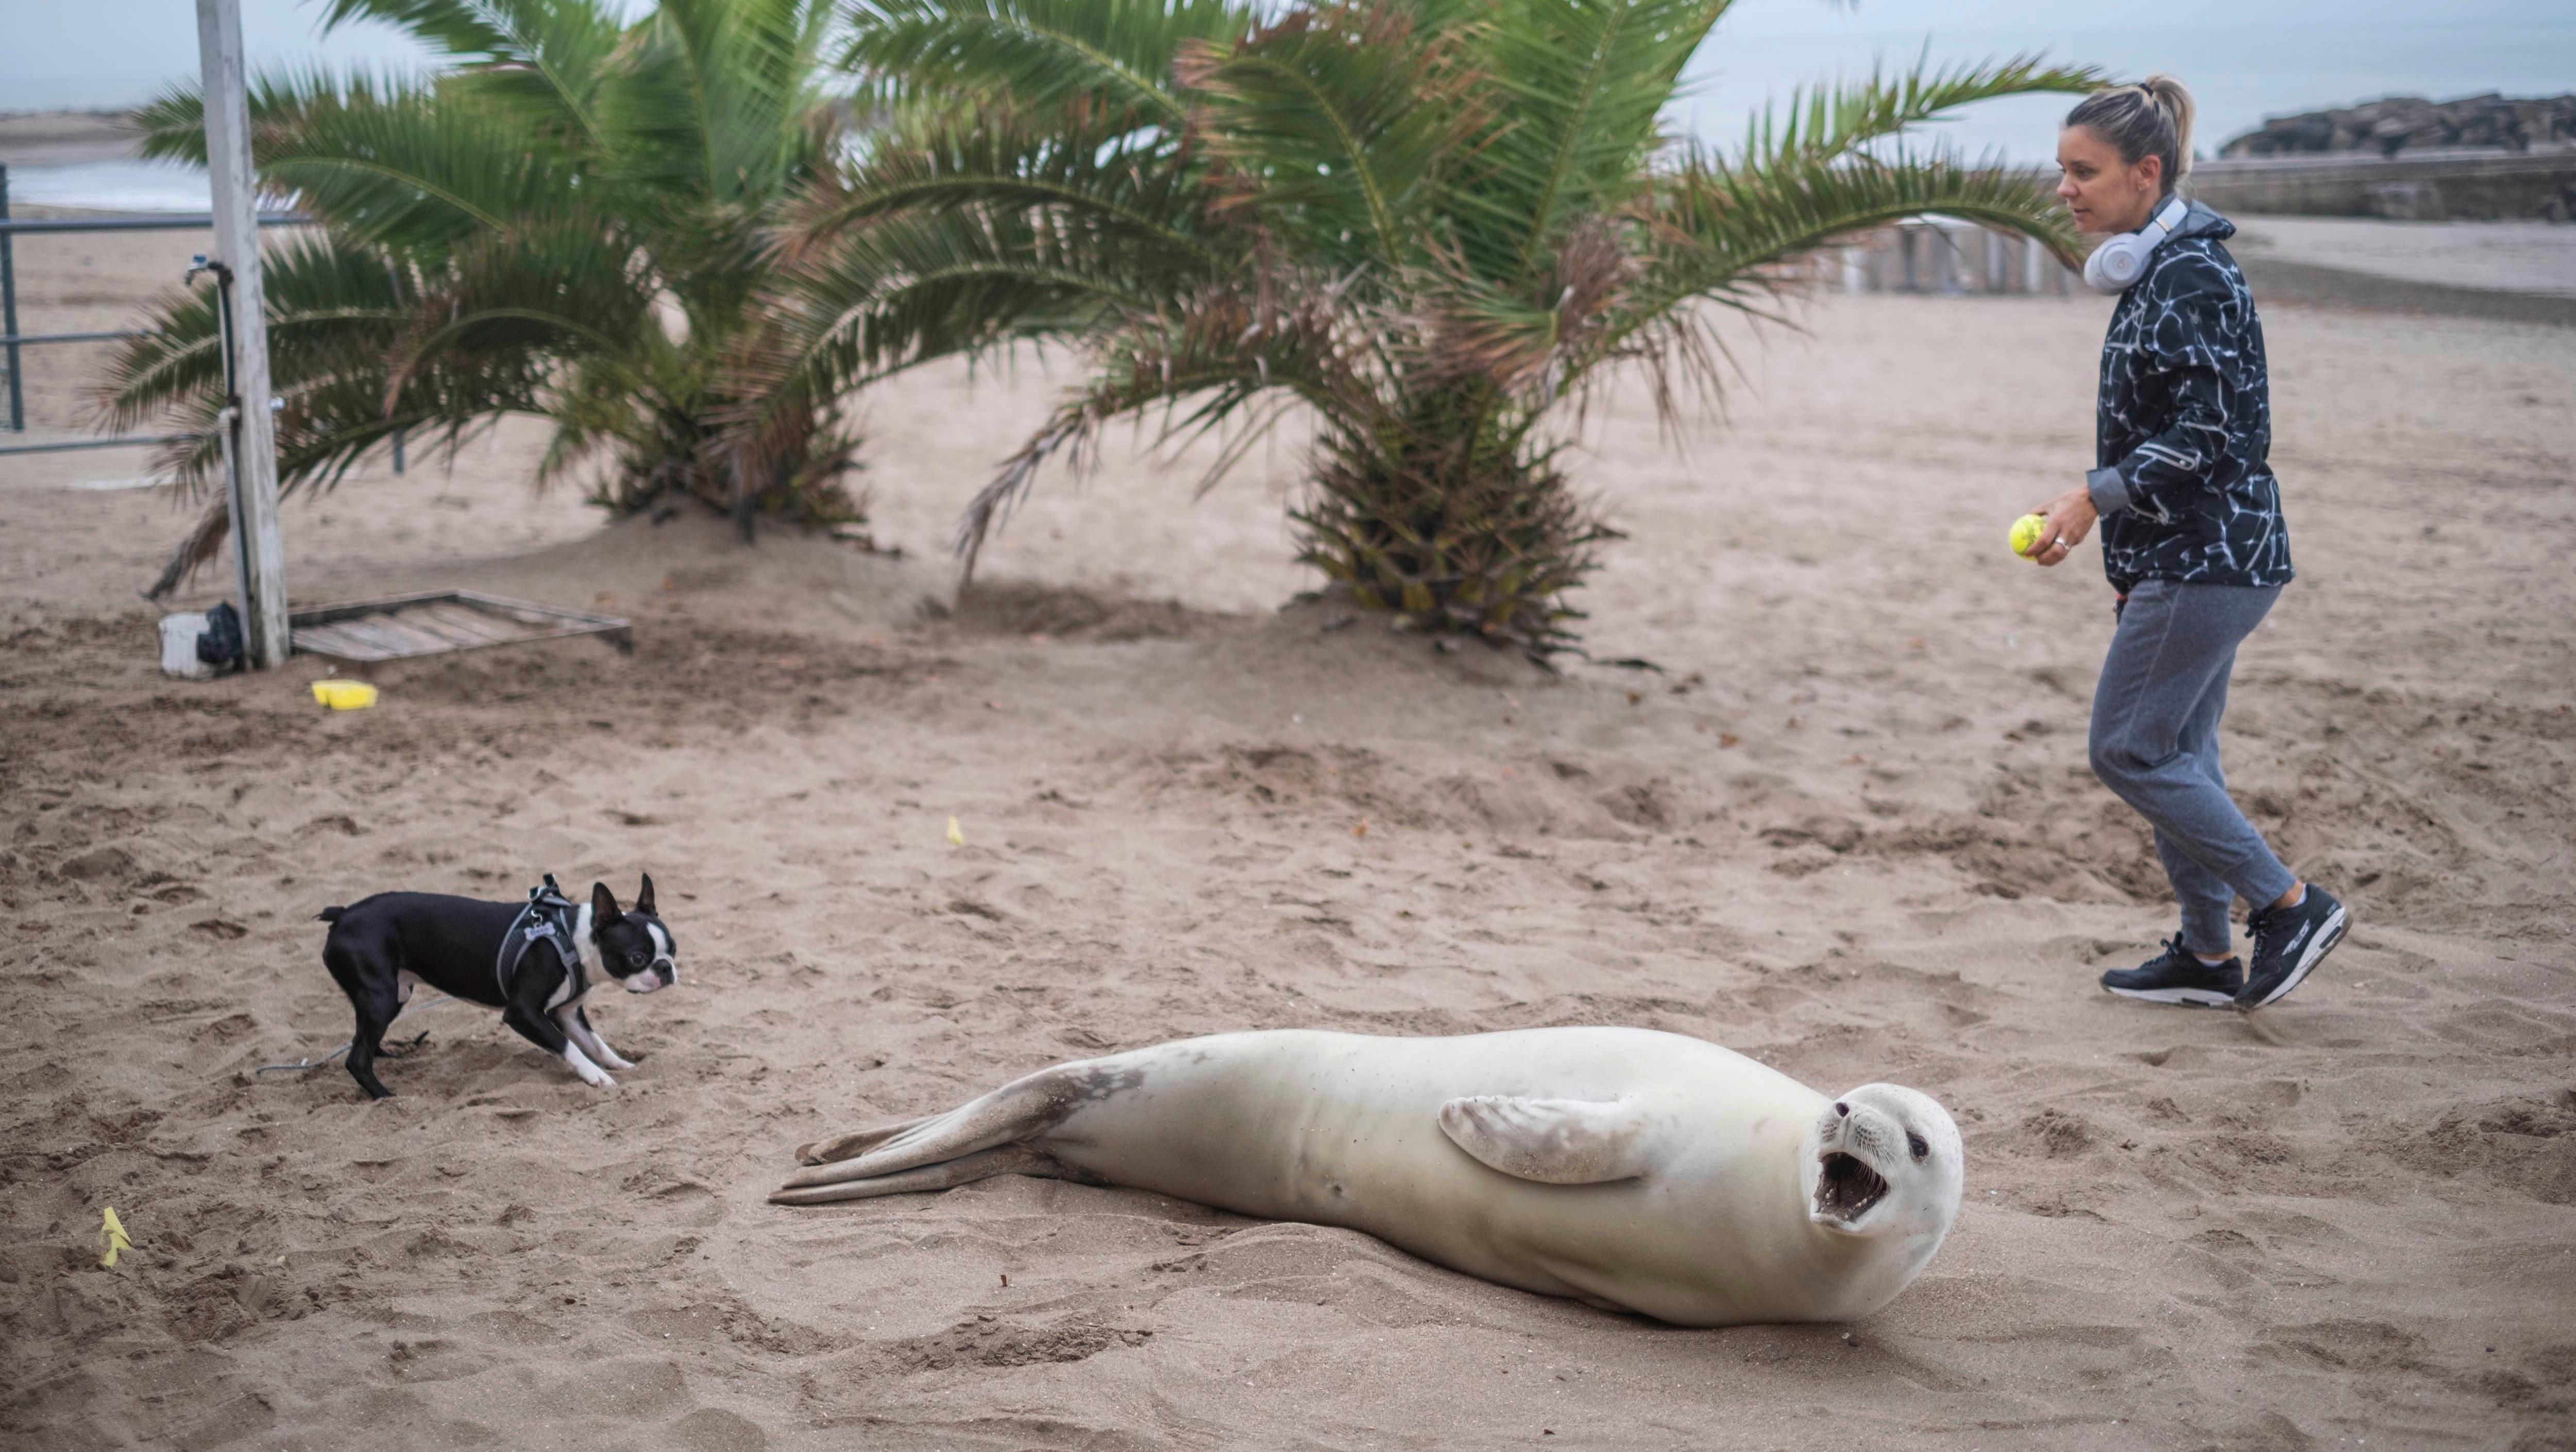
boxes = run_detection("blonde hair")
[2066,75,2196,194]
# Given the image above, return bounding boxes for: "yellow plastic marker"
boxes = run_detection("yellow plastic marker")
[98,1206,132,1269]
[946,815,965,847]
[311,680,379,710]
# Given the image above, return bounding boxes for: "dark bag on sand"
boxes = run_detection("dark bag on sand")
[196,602,245,673]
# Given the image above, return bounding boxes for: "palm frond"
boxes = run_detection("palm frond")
[93,236,420,483]
[774,99,1213,266]
[728,187,1201,472]
[1448,0,1730,282]
[730,95,1241,467]
[609,0,835,209]
[134,69,577,255]
[840,0,1253,122]
[1175,2,1476,274]
[1587,142,2083,425]
[1407,216,1629,401]
[316,0,627,146]
[1547,53,2098,422]
[1741,52,2106,167]
[375,218,658,428]
[96,234,550,596]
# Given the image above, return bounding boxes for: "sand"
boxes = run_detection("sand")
[2228,217,2576,300]
[3,219,2573,1451]
[0,111,137,169]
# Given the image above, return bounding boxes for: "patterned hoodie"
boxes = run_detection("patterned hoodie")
[2083,200,2293,593]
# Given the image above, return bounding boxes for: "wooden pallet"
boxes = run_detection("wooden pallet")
[289,590,633,663]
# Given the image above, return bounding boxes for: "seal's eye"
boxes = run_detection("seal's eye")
[1906,1131,1929,1160]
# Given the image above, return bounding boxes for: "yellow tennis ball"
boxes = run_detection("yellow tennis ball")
[2009,514,2047,558]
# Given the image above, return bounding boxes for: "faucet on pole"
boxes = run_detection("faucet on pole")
[196,0,292,669]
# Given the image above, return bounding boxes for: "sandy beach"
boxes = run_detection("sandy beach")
[3,214,2572,1450]
[2229,217,2576,299]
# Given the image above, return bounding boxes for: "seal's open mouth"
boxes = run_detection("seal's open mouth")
[1812,1151,1889,1225]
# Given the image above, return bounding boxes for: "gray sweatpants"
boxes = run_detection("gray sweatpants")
[2088,578,2299,956]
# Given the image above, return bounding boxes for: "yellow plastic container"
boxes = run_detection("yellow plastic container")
[310,679,379,711]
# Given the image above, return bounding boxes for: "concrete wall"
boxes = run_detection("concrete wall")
[2183,146,2576,221]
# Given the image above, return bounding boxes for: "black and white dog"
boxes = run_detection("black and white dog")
[315,875,679,1099]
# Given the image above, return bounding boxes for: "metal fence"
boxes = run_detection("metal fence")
[0,161,307,450]
[1831,220,2078,297]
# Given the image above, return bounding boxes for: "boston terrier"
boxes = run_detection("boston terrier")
[314,875,679,1100]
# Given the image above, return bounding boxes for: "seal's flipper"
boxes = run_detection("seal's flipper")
[1437,1096,1653,1185]
[770,1143,1071,1205]
[795,1116,931,1166]
[777,1061,1142,1192]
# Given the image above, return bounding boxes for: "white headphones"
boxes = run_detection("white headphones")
[2082,195,2189,295]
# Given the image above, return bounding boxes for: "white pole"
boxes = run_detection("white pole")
[196,0,291,669]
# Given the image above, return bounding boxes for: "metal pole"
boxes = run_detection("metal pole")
[1,164,24,432]
[0,215,309,234]
[0,329,155,347]
[0,433,210,457]
[197,0,291,668]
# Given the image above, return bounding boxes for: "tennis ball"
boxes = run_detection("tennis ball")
[2009,514,2047,558]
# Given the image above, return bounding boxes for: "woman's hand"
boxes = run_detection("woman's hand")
[2030,487,2098,567]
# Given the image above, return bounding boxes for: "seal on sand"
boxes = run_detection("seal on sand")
[770,1027,1963,1326]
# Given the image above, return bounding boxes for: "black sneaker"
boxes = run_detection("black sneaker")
[2100,938,2244,1007]
[2238,887,2349,1009]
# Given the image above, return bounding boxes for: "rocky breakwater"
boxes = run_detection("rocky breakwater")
[2195,95,2576,221]
[2221,94,2576,160]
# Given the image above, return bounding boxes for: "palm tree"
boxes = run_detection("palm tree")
[101,0,866,595]
[741,0,2100,653]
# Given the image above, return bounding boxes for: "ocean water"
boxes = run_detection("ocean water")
[5,160,211,215]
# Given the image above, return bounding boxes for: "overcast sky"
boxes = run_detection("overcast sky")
[5,0,2570,161]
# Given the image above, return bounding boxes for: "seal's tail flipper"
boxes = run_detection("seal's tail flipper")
[794,1115,931,1166]
[771,1061,1133,1199]
[769,1143,1072,1205]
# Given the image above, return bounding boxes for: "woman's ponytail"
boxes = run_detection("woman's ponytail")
[2142,75,2196,185]
[2066,74,2198,195]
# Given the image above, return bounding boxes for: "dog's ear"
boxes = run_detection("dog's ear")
[591,881,622,924]
[635,873,656,917]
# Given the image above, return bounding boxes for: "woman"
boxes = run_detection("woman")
[2025,76,2347,1010]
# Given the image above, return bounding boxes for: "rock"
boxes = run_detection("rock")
[2221,94,2576,160]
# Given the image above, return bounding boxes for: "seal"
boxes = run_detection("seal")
[770,1027,1963,1326]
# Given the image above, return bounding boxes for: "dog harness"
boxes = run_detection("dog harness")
[495,875,588,1007]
